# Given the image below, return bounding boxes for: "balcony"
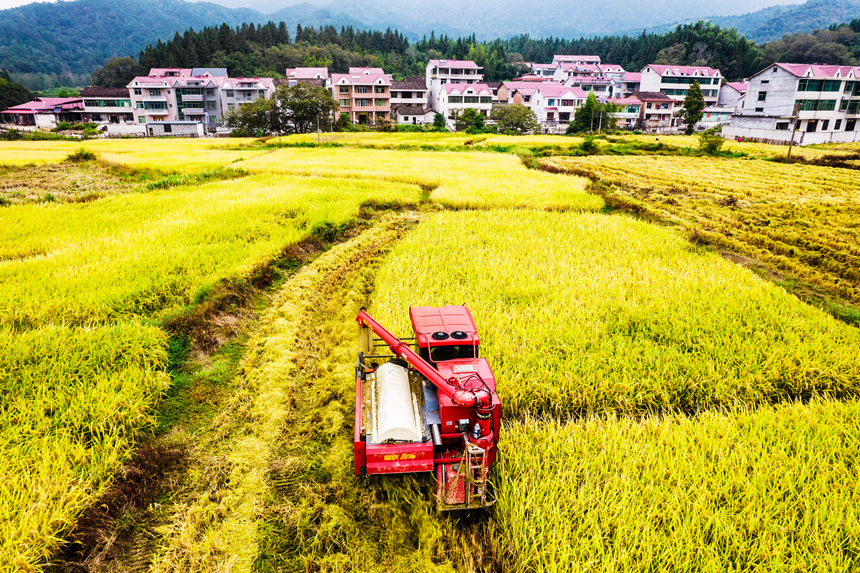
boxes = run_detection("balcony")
[142,96,167,102]
[182,108,206,115]
[181,94,203,102]
[145,109,168,115]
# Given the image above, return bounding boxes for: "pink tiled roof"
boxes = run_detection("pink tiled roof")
[511,87,538,96]
[599,64,626,73]
[724,81,748,93]
[148,68,193,77]
[536,84,587,98]
[528,63,557,70]
[224,77,275,89]
[559,63,602,72]
[441,83,492,95]
[609,96,641,105]
[515,75,551,82]
[429,59,481,69]
[128,76,172,87]
[285,67,329,79]
[774,63,860,78]
[331,73,391,85]
[349,67,385,74]
[2,97,82,113]
[553,55,601,63]
[503,80,560,91]
[623,72,642,82]
[644,65,721,77]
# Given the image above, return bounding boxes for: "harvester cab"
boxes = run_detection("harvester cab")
[354,306,501,510]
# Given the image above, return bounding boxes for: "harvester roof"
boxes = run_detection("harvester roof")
[409,306,479,347]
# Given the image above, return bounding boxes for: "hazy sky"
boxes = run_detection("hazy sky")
[0,0,806,12]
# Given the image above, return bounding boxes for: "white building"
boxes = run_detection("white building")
[530,84,587,132]
[436,83,494,125]
[391,77,432,124]
[426,59,484,111]
[553,55,601,64]
[620,72,641,97]
[725,63,860,145]
[718,81,748,109]
[639,65,722,108]
[145,120,205,137]
[609,95,643,129]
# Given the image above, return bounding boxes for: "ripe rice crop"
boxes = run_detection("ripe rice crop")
[543,155,860,303]
[242,147,601,211]
[370,210,860,417]
[494,400,860,572]
[271,131,478,146]
[0,324,168,569]
[0,173,418,328]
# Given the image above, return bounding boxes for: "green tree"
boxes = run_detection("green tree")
[0,77,35,112]
[681,81,706,135]
[272,83,338,134]
[432,112,447,130]
[90,57,142,88]
[223,97,275,136]
[335,112,352,131]
[567,93,618,134]
[491,103,539,135]
[453,108,486,132]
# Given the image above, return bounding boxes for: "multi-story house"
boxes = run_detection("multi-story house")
[634,92,677,132]
[221,77,275,121]
[425,59,484,111]
[390,77,433,124]
[609,95,642,129]
[285,67,329,83]
[174,75,229,129]
[530,84,587,132]
[620,72,641,97]
[331,72,391,125]
[563,76,617,99]
[725,63,860,144]
[639,65,722,107]
[525,63,558,78]
[1,97,83,128]
[128,75,177,124]
[80,87,134,125]
[436,84,494,124]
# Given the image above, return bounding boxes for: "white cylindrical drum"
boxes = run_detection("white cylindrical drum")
[373,362,422,442]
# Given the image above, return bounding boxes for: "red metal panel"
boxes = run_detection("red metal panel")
[366,442,434,474]
[354,374,365,475]
[409,306,480,347]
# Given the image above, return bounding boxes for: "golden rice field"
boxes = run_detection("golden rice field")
[2,135,859,572]
[543,154,860,304]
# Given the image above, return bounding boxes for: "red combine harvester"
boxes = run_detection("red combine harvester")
[354,306,501,510]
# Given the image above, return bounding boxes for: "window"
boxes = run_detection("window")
[207,101,215,109]
[339,99,349,107]
[799,79,823,91]
[646,103,653,109]
[226,90,234,98]
[660,103,669,109]
[375,99,386,106]
[822,119,830,130]
[523,95,530,102]
[227,103,234,110]
[823,80,841,92]
[835,119,843,130]
[149,89,161,96]
[207,89,214,95]
[761,80,769,84]
[776,122,789,130]
[145,102,167,110]
[479,97,491,103]
[758,92,767,101]
[210,115,217,123]
[184,88,201,95]
[561,99,574,107]
[164,124,172,133]
[355,86,369,93]
[449,96,463,103]
[547,98,556,106]
[464,96,479,104]
[355,99,370,107]
[559,112,570,122]
[375,86,386,93]
[847,119,857,131]
[795,99,837,111]
[138,116,145,123]
[755,107,764,112]
[134,88,141,95]
[136,102,144,109]
[258,90,265,98]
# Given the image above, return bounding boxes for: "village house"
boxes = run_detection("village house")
[639,65,722,108]
[633,92,677,132]
[530,84,588,132]
[609,95,642,129]
[1,97,83,128]
[725,63,860,145]
[331,72,391,125]
[79,87,133,125]
[390,77,433,124]
[620,72,641,97]
[425,59,484,111]
[436,83,494,125]
[718,80,748,109]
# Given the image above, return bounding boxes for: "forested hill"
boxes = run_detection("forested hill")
[713,0,860,43]
[0,0,360,80]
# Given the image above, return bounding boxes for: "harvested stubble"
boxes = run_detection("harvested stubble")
[370,210,860,417]
[543,154,860,303]
[0,173,418,328]
[494,400,860,572]
[241,147,601,211]
[0,324,168,571]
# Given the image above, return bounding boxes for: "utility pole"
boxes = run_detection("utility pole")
[786,103,800,163]
[316,115,320,143]
[598,106,604,134]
